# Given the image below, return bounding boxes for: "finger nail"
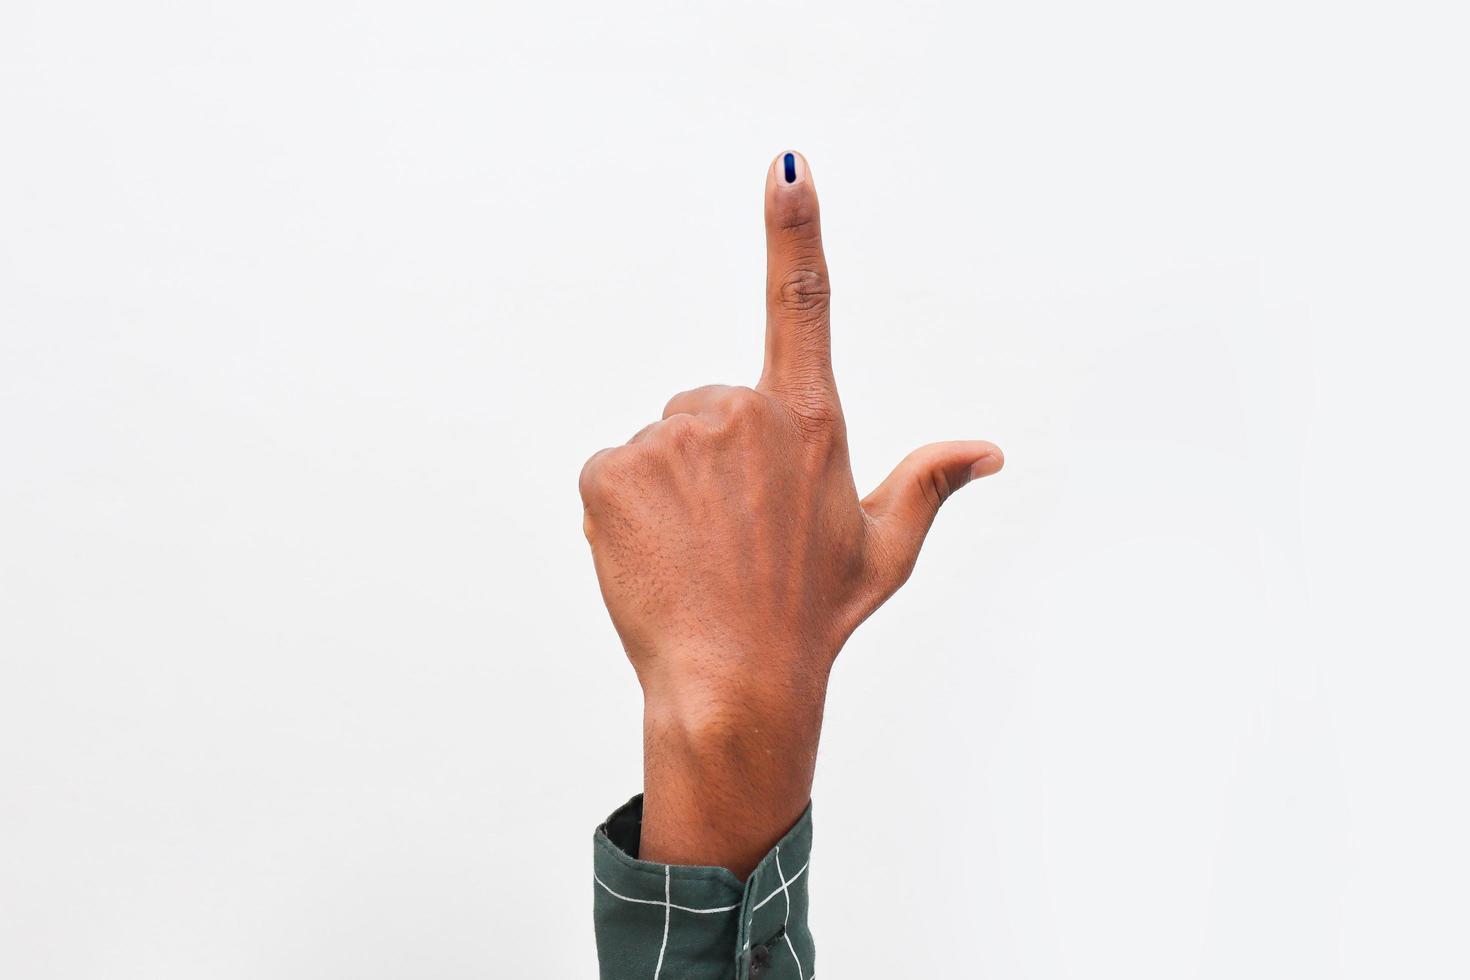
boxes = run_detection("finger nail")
[969,453,1003,480]
[778,151,804,185]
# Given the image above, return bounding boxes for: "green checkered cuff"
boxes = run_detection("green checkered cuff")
[592,794,815,979]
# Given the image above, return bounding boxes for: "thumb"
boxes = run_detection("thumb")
[862,440,1003,579]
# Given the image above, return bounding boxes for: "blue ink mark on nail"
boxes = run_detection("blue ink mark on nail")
[783,153,796,184]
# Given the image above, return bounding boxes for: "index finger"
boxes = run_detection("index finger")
[760,151,833,394]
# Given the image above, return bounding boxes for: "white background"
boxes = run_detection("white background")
[2,1,1466,977]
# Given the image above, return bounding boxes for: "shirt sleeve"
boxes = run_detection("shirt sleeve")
[592,794,815,980]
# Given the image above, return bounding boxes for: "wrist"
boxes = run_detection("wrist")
[637,667,828,879]
[633,635,834,720]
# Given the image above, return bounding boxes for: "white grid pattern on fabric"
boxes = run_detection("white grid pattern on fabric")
[594,855,813,978]
[751,859,808,912]
[594,873,742,914]
[652,865,671,980]
[774,846,803,980]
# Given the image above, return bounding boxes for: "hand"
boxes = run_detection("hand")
[579,151,1003,878]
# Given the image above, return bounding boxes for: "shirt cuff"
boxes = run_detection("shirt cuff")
[592,794,815,980]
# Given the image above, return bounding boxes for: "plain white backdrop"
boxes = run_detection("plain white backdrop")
[2,1,1466,977]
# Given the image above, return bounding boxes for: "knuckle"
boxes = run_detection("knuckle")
[661,386,703,418]
[919,466,955,508]
[578,450,612,501]
[627,421,660,444]
[579,445,655,502]
[777,266,831,314]
[706,388,765,440]
[719,385,765,420]
[654,413,704,450]
[664,384,736,420]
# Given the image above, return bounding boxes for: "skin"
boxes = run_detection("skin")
[579,151,1003,880]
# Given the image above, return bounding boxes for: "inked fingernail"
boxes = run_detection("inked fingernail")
[783,152,797,184]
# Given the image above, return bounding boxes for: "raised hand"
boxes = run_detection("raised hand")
[579,152,1002,878]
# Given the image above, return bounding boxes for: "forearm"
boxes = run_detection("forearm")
[640,681,827,880]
